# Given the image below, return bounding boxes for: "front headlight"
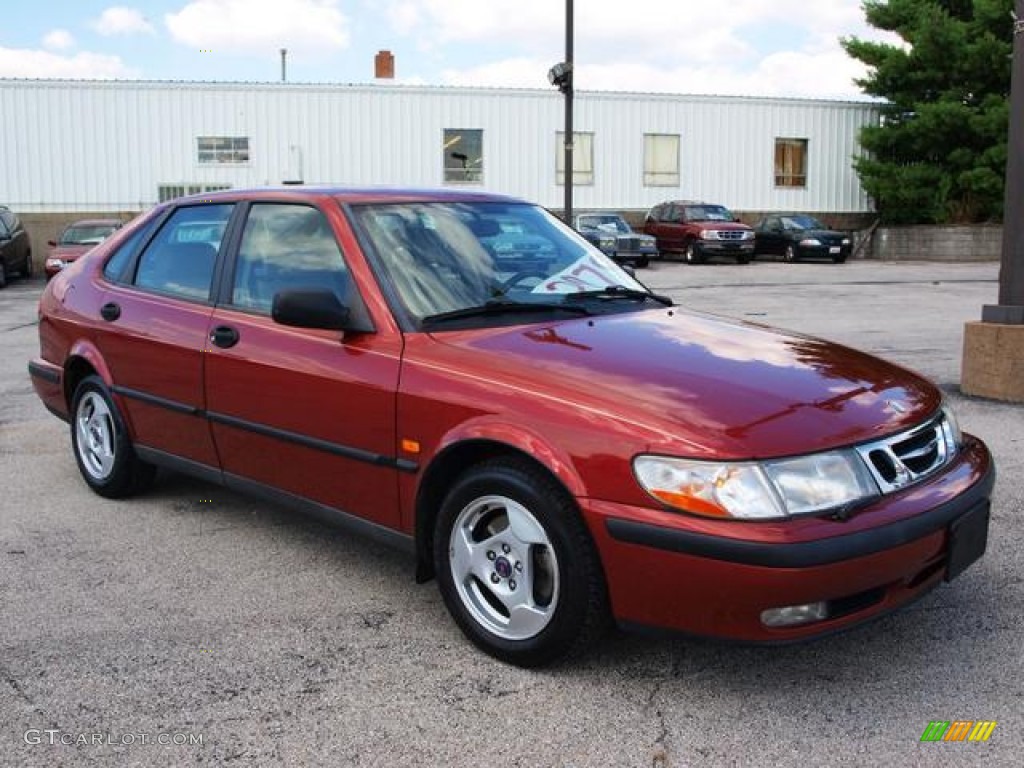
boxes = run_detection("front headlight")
[941,402,962,453]
[799,238,823,247]
[741,230,756,241]
[599,236,616,250]
[634,451,879,520]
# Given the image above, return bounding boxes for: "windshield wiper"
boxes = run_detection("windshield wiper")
[421,299,593,328]
[564,286,674,306]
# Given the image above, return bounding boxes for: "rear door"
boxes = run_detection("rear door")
[204,201,404,529]
[96,203,234,468]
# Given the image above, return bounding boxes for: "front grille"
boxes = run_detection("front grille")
[618,236,640,250]
[856,413,955,494]
[714,230,746,241]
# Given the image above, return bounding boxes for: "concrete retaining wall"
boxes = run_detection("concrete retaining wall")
[868,224,1002,261]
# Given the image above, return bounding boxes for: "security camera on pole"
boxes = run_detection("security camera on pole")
[548,0,574,225]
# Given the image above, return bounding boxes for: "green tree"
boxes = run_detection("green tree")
[842,0,1012,223]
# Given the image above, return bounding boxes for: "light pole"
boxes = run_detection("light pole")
[962,0,1024,402]
[548,0,574,224]
[986,1,1024,321]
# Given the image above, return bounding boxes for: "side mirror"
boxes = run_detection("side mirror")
[48,240,58,247]
[272,288,372,333]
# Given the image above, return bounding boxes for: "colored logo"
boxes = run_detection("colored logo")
[920,721,997,742]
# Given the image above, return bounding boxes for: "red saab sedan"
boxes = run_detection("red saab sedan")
[28,188,994,666]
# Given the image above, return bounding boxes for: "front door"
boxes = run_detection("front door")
[204,202,403,528]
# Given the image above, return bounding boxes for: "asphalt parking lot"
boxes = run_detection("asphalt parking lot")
[2,259,1021,767]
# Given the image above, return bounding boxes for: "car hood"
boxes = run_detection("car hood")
[699,222,751,231]
[49,244,93,260]
[795,229,846,239]
[430,308,939,459]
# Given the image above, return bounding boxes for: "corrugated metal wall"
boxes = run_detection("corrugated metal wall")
[1,79,878,214]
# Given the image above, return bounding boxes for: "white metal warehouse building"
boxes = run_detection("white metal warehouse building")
[1,78,878,218]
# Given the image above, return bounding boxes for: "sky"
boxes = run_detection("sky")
[0,0,899,100]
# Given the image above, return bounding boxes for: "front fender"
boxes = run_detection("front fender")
[435,416,587,497]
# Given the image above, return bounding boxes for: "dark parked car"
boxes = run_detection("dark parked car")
[573,213,658,267]
[643,201,755,264]
[754,214,852,263]
[29,187,993,667]
[0,205,33,287]
[45,218,124,279]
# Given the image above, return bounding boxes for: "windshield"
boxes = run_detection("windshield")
[60,223,118,245]
[684,205,734,222]
[781,215,825,231]
[350,202,652,327]
[578,214,631,234]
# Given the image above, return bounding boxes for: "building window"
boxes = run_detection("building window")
[157,184,232,203]
[443,129,483,184]
[643,134,680,186]
[197,136,250,165]
[556,132,594,186]
[775,138,808,188]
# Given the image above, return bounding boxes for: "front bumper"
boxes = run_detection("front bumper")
[698,241,755,257]
[582,435,993,641]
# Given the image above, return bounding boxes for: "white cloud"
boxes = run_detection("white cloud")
[0,47,134,79]
[385,0,899,98]
[42,29,76,51]
[165,0,350,52]
[92,6,155,36]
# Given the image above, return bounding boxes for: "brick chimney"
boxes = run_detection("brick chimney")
[374,50,395,80]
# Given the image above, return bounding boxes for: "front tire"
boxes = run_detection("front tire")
[685,243,702,265]
[434,458,609,667]
[71,375,155,498]
[784,245,798,263]
[20,250,33,278]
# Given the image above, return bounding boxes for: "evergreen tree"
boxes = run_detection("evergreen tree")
[842,0,1012,223]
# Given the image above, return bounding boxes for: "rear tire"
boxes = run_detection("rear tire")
[434,458,610,667]
[71,375,156,498]
[0,261,6,289]
[20,250,33,278]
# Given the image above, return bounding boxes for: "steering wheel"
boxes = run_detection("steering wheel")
[498,270,550,294]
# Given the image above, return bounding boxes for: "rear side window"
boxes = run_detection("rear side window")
[230,203,349,314]
[103,221,155,282]
[133,205,233,301]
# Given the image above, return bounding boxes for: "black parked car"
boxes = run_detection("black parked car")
[0,205,33,287]
[753,214,852,263]
[573,213,658,267]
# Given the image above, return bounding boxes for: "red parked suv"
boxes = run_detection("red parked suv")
[28,187,993,666]
[644,200,755,264]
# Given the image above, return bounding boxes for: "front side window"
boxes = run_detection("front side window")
[231,204,349,314]
[196,136,250,165]
[556,132,594,186]
[443,129,483,184]
[775,138,808,188]
[350,201,651,328]
[644,134,680,187]
[133,205,233,301]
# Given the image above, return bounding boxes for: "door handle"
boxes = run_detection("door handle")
[100,302,121,321]
[209,325,240,349]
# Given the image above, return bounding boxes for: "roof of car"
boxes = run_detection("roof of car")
[174,186,526,206]
[64,218,125,227]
